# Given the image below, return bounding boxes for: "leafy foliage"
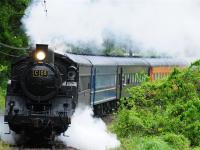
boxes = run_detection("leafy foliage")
[0,64,8,110]
[162,133,190,150]
[0,0,30,109]
[112,60,200,149]
[118,136,174,150]
[102,38,126,56]
[0,0,30,57]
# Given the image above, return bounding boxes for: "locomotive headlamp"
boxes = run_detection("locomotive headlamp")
[33,44,48,63]
[36,51,46,61]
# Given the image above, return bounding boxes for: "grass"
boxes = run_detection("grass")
[114,134,200,150]
[117,136,173,150]
[0,141,10,150]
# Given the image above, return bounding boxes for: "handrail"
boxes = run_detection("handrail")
[91,87,116,93]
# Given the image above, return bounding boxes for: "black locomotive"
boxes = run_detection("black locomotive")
[4,44,187,140]
[5,44,77,139]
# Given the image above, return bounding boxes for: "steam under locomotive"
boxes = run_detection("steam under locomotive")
[4,44,187,140]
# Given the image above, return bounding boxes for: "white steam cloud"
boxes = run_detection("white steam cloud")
[0,116,18,145]
[59,107,120,150]
[22,0,200,57]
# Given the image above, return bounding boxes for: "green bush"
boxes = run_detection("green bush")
[162,133,190,150]
[112,59,200,148]
[117,136,173,150]
[112,108,146,137]
[138,137,172,150]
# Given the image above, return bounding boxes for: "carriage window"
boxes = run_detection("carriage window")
[135,73,138,83]
[152,73,155,80]
[160,73,162,79]
[134,73,136,83]
[132,73,135,83]
[124,74,127,84]
[141,74,144,82]
[156,73,159,80]
[135,73,139,83]
[122,75,125,85]
[130,73,133,83]
[96,74,116,89]
[126,74,130,84]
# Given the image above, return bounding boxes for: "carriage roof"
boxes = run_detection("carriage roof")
[57,51,188,67]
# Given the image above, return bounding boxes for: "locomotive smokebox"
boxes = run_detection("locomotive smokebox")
[20,63,62,102]
[20,44,61,102]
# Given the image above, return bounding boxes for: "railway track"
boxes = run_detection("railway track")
[1,113,114,150]
[10,140,77,150]
[0,113,77,150]
[11,146,77,150]
[11,147,77,150]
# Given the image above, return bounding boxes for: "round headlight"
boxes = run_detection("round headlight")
[36,51,46,61]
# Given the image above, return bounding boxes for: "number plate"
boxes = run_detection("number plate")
[33,70,48,77]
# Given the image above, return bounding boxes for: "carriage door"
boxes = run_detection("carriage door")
[116,66,123,99]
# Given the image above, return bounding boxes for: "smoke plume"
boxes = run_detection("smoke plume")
[59,106,120,150]
[0,116,18,145]
[22,0,200,56]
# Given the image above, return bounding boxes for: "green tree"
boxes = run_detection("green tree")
[0,0,30,81]
[0,0,30,109]
[0,0,30,59]
[102,38,125,56]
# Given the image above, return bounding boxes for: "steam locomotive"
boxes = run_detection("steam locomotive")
[4,44,187,140]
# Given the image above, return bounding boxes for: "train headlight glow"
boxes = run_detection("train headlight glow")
[36,51,46,61]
